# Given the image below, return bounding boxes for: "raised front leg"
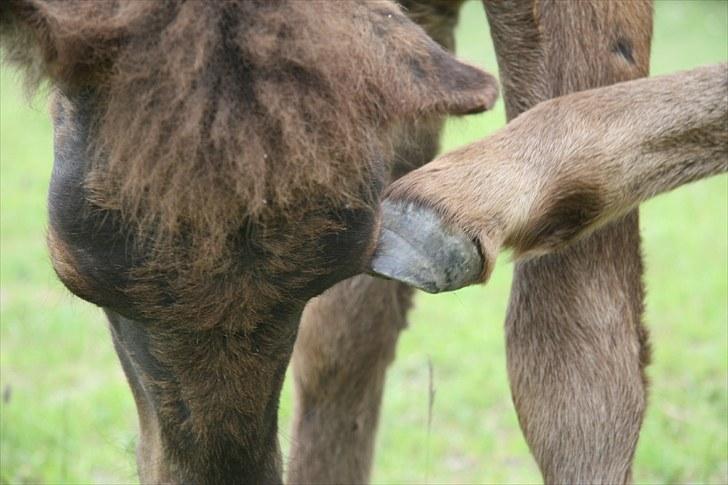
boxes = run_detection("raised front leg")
[288,276,412,483]
[371,64,728,288]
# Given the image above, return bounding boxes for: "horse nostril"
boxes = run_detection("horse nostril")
[367,200,482,293]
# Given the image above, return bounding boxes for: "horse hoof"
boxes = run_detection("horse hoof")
[368,200,482,293]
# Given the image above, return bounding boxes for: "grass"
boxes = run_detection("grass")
[1,1,727,483]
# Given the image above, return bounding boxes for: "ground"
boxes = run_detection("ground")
[1,1,726,483]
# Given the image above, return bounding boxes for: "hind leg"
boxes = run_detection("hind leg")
[287,276,413,483]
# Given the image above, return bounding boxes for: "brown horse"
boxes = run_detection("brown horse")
[2,0,725,483]
[2,1,496,482]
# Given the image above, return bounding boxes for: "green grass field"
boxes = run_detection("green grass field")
[1,1,727,483]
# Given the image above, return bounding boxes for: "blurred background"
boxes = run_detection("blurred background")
[1,1,726,483]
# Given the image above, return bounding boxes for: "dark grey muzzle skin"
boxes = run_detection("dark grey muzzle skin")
[368,200,483,293]
[49,90,141,314]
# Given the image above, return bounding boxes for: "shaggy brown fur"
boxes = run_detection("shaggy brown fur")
[2,0,497,482]
[2,0,496,277]
[2,0,497,323]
